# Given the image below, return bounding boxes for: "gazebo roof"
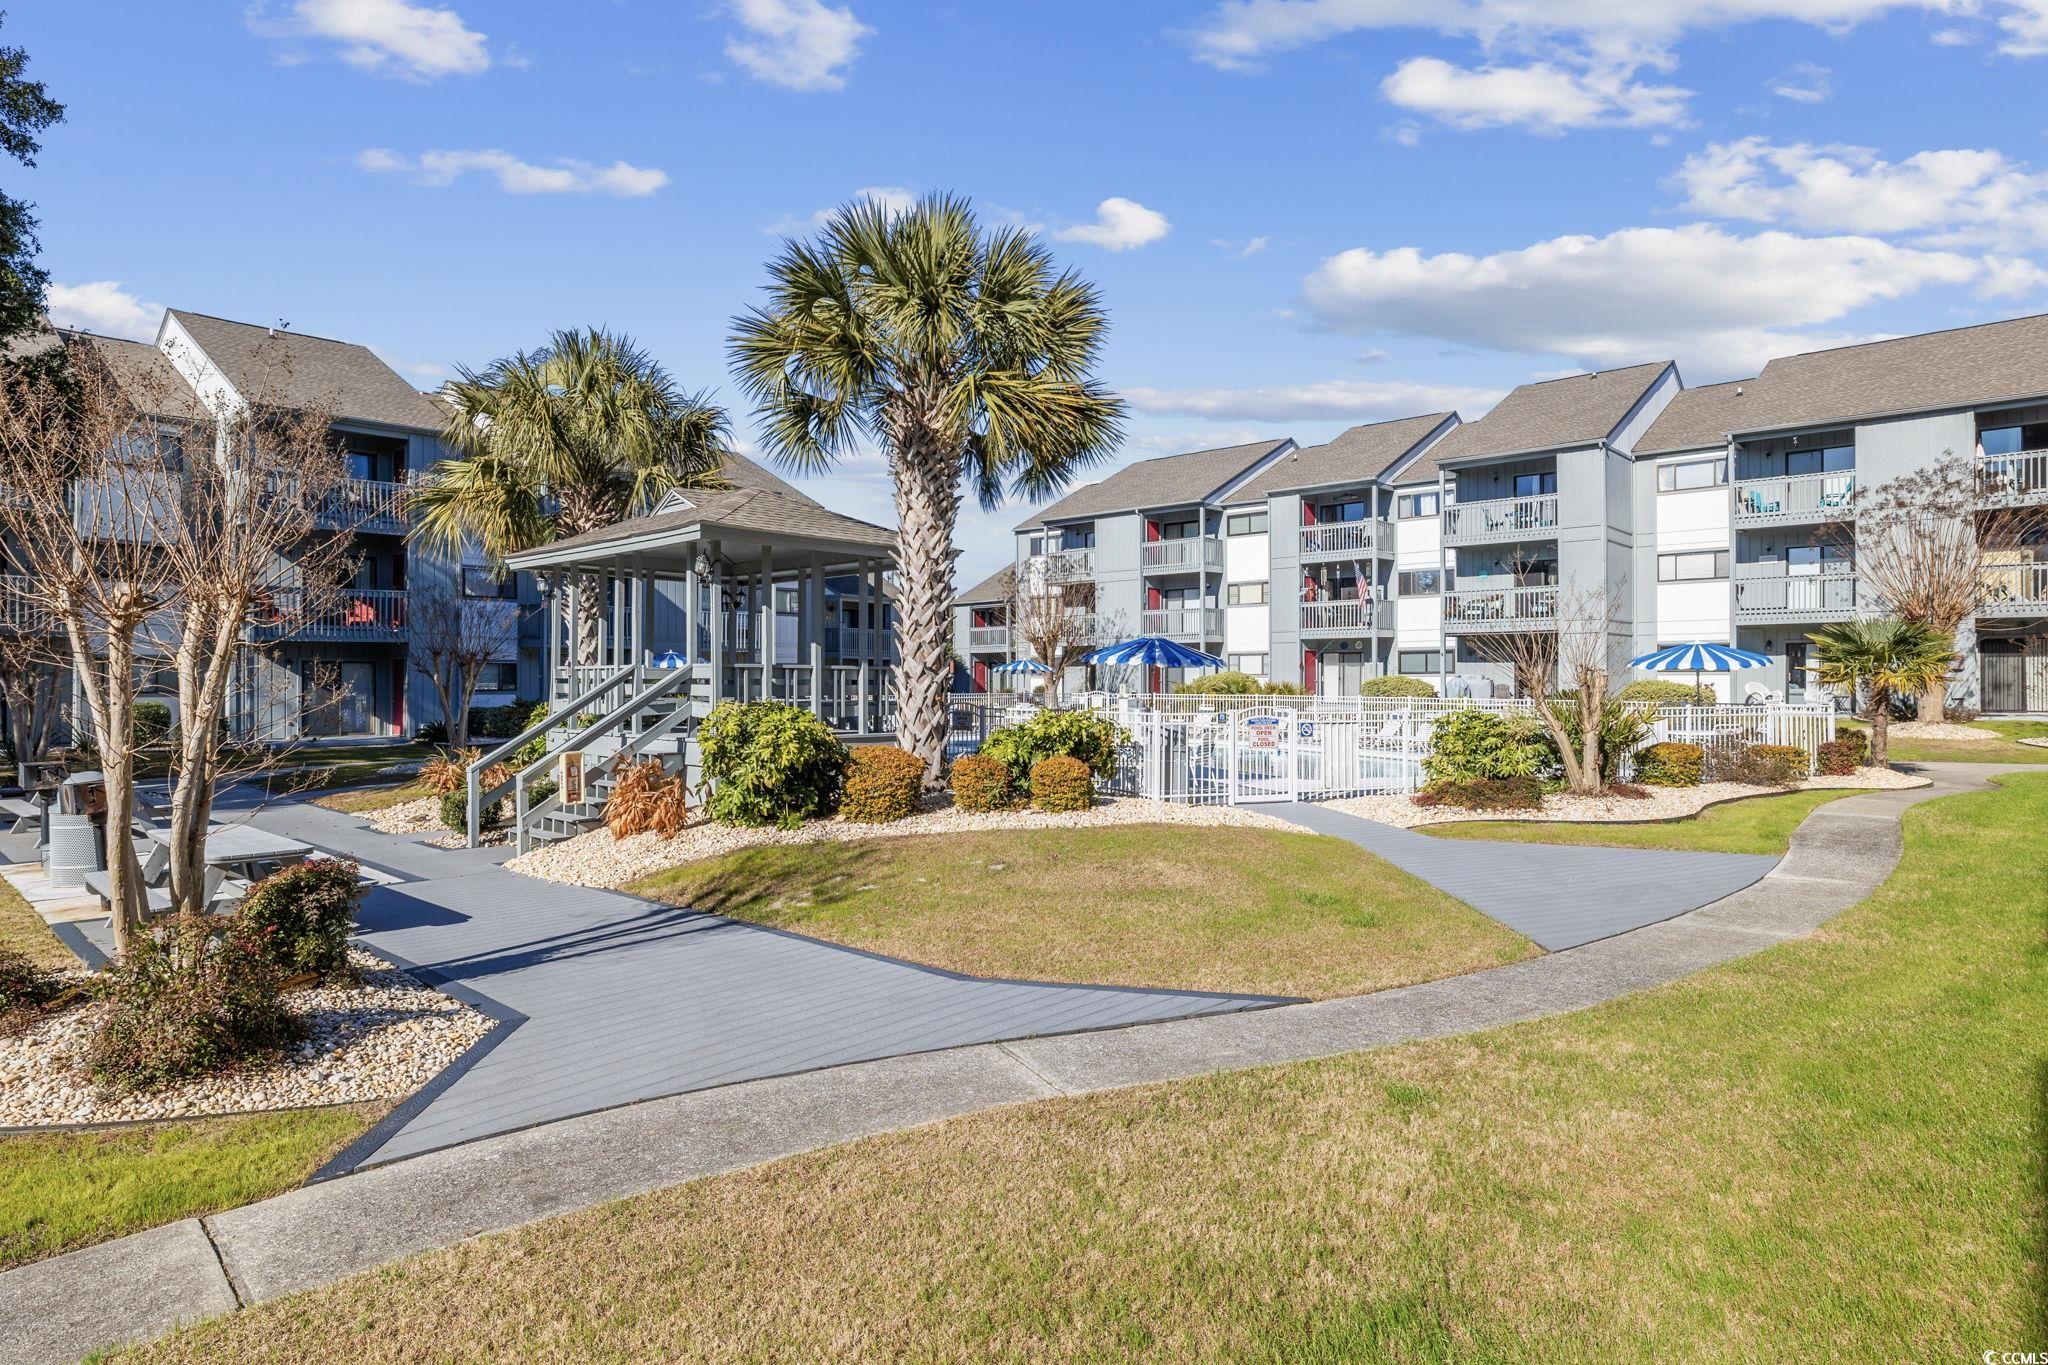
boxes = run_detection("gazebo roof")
[505,478,896,574]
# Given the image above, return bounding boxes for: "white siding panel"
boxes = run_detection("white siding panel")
[1225,603,1270,654]
[1225,532,1270,584]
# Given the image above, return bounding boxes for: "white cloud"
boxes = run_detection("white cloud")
[1671,137,2048,249]
[251,0,491,80]
[724,0,870,91]
[1381,55,1689,131]
[1998,0,2048,53]
[1932,25,1976,44]
[1300,223,1987,374]
[771,185,919,233]
[357,148,669,196]
[45,281,163,342]
[1123,377,1505,422]
[1052,198,1172,251]
[1767,60,1832,101]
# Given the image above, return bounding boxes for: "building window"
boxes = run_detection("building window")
[1228,653,1268,676]
[1512,471,1558,497]
[474,662,519,692]
[1061,527,1097,549]
[1657,550,1731,582]
[1226,581,1267,605]
[1396,491,1440,519]
[1317,499,1367,523]
[1786,443,1855,476]
[1397,650,1444,675]
[1226,510,1269,536]
[1027,534,1045,558]
[134,660,177,694]
[1658,458,1728,491]
[462,566,514,599]
[1395,569,1442,596]
[1981,422,2048,456]
[1157,518,1198,540]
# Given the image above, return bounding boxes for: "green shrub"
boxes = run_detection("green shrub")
[1815,732,1868,776]
[1706,743,1804,787]
[1176,670,1261,695]
[1030,756,1094,812]
[439,790,503,833]
[841,746,926,823]
[1754,744,1809,780]
[948,753,1010,813]
[0,949,65,1036]
[1412,775,1544,810]
[234,859,363,981]
[1540,700,1653,785]
[85,930,301,1094]
[1261,681,1308,696]
[1634,741,1704,787]
[980,709,1125,795]
[1618,679,1711,706]
[1422,709,1546,787]
[131,702,172,748]
[699,701,848,828]
[1362,676,1436,698]
[526,776,559,808]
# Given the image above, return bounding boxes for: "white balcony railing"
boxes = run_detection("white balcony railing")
[1139,538,1224,573]
[317,478,408,532]
[1981,562,2048,614]
[967,625,1009,652]
[1734,562,1860,619]
[252,587,409,640]
[1045,546,1096,578]
[1442,494,1560,544]
[1141,607,1221,638]
[1442,584,1560,630]
[1298,598,1386,635]
[1734,471,1854,523]
[0,574,51,632]
[1299,519,1391,560]
[825,626,898,659]
[1978,450,2048,505]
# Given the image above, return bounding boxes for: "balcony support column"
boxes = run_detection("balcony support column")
[707,539,725,705]
[759,544,776,701]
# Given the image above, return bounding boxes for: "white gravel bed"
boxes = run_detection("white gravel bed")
[368,795,443,835]
[1330,767,1926,830]
[0,948,492,1127]
[1887,720,2007,742]
[507,795,1300,889]
[2021,737,2048,750]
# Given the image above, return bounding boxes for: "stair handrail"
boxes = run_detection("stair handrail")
[496,665,696,849]
[466,662,638,846]
[513,670,704,853]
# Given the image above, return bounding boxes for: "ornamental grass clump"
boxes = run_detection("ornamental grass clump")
[234,858,363,982]
[1029,756,1094,812]
[1634,741,1704,787]
[85,930,301,1094]
[604,758,689,839]
[948,753,1011,813]
[841,746,926,823]
[699,701,848,828]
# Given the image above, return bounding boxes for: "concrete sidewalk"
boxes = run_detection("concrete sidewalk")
[5,763,2022,1365]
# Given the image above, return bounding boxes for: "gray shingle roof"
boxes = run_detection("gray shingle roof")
[1425,362,1672,464]
[1225,413,1456,503]
[167,310,448,432]
[1731,311,2048,435]
[515,481,896,562]
[952,565,1015,606]
[75,333,211,423]
[1635,378,1755,455]
[1014,438,1292,530]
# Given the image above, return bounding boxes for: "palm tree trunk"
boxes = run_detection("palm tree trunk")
[890,436,961,786]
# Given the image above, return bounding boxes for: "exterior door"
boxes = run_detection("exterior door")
[336,662,377,735]
[1983,652,2025,713]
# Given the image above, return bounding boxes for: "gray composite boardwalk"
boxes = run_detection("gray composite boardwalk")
[1267,801,1778,950]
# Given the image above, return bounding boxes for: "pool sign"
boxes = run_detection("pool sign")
[1244,714,1282,749]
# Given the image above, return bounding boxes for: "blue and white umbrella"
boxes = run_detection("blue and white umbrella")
[1628,641,1772,700]
[991,659,1053,675]
[651,650,688,670]
[1079,636,1227,670]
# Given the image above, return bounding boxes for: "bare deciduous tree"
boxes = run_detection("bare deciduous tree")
[409,580,522,743]
[1826,449,2048,722]
[1465,577,1628,796]
[999,555,1115,706]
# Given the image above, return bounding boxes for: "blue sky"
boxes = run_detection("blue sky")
[16,0,2048,582]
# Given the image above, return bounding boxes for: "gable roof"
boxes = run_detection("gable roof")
[1226,413,1457,503]
[1730,311,2048,436]
[1015,438,1293,530]
[73,332,212,423]
[952,565,1015,606]
[166,310,448,432]
[1424,362,1672,465]
[1635,378,1754,455]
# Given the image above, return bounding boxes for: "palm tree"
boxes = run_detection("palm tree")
[408,328,730,666]
[729,195,1123,778]
[1808,617,1953,766]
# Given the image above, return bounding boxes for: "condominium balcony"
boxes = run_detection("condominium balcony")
[1733,561,1859,623]
[1044,546,1097,578]
[315,478,408,534]
[825,625,898,660]
[1139,538,1224,574]
[1140,606,1221,639]
[1980,562,2048,616]
[1733,471,1854,525]
[1441,494,1560,546]
[1298,519,1393,562]
[966,624,1010,652]
[1442,584,1559,631]
[1978,449,2048,507]
[251,587,409,642]
[1298,597,1390,638]
[0,573,50,633]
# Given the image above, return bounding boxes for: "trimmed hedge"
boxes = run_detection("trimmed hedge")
[1815,734,1867,776]
[1412,775,1544,811]
[948,754,1010,813]
[1617,679,1711,706]
[234,858,363,981]
[1362,676,1437,698]
[1635,741,1705,787]
[700,701,849,828]
[132,701,173,747]
[1030,756,1094,812]
[842,746,926,824]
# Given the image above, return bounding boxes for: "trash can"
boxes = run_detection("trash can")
[44,770,108,889]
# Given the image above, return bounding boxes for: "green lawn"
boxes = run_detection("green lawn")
[1847,716,2048,764]
[0,875,70,972]
[313,780,431,816]
[0,1105,382,1270]
[630,825,1536,1000]
[1422,787,1858,854]
[128,773,2048,1362]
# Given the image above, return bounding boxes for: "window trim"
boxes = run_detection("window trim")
[1225,581,1268,606]
[1225,510,1269,536]
[1656,457,1729,493]
[1656,549,1731,583]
